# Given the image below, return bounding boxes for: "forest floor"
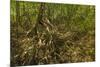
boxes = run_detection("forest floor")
[11,28,95,66]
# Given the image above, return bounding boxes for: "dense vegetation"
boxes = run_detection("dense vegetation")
[11,0,95,66]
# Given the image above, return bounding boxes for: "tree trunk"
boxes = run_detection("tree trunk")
[27,3,54,37]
